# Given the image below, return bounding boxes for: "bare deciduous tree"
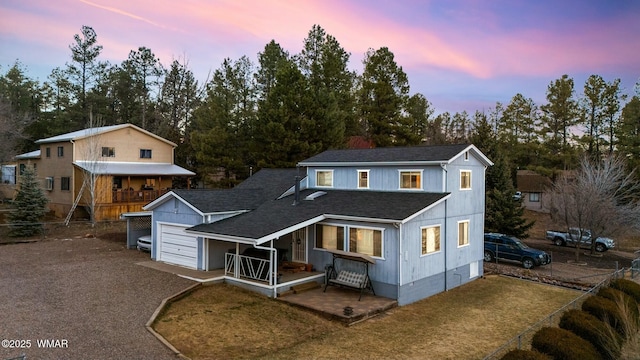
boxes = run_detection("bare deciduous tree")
[549,155,640,262]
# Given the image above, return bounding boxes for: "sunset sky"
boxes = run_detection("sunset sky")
[1,0,639,114]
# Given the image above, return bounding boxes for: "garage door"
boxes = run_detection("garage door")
[158,224,198,269]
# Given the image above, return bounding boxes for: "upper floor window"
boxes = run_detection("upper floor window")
[357,170,369,189]
[316,170,333,187]
[45,147,51,158]
[421,225,441,255]
[458,220,469,247]
[400,170,422,189]
[101,147,115,157]
[460,170,471,190]
[61,177,70,191]
[57,146,64,157]
[45,177,54,191]
[140,149,152,159]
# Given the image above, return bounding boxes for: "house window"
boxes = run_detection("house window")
[316,224,344,251]
[57,146,64,157]
[349,227,382,257]
[460,170,471,190]
[61,177,70,191]
[316,170,333,187]
[529,192,540,202]
[458,220,469,247]
[140,149,152,159]
[357,170,369,189]
[400,170,422,189]
[46,147,51,158]
[421,225,441,255]
[101,147,115,157]
[45,177,54,191]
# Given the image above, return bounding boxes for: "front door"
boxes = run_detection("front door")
[291,229,307,263]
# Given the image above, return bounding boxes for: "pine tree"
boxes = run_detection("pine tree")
[9,165,48,237]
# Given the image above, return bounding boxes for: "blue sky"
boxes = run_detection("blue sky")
[1,0,638,114]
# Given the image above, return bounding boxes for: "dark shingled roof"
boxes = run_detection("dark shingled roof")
[516,170,552,192]
[170,168,301,213]
[188,189,449,241]
[298,144,470,164]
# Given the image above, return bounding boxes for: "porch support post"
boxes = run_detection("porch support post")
[234,243,240,278]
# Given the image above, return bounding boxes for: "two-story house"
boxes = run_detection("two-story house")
[143,144,492,306]
[13,124,194,221]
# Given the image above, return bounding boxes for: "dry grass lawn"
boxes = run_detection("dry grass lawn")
[154,276,581,360]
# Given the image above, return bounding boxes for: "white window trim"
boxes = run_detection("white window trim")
[357,169,370,189]
[45,177,54,191]
[314,222,385,260]
[398,169,424,190]
[315,169,334,188]
[457,220,470,248]
[460,169,472,191]
[420,224,442,257]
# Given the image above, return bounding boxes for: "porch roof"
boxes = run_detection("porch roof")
[74,161,195,176]
[186,189,449,244]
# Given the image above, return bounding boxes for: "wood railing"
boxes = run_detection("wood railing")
[111,189,169,203]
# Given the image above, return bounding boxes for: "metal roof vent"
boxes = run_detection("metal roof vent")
[304,191,327,201]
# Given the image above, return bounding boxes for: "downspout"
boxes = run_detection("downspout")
[396,222,402,299]
[441,163,448,291]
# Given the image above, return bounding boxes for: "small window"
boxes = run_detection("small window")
[421,225,441,255]
[45,177,54,191]
[529,192,540,202]
[358,170,369,189]
[460,170,471,190]
[57,146,64,157]
[464,151,469,161]
[316,224,344,250]
[101,147,115,157]
[46,147,51,158]
[458,220,469,247]
[400,170,422,189]
[61,177,70,191]
[140,149,152,159]
[349,227,382,257]
[316,170,333,187]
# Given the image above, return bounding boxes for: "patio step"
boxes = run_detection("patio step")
[291,281,321,294]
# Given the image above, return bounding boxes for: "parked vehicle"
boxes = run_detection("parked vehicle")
[545,228,615,252]
[484,233,551,269]
[137,234,152,252]
[513,191,522,201]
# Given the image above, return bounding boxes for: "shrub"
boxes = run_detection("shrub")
[531,326,600,360]
[500,349,550,360]
[559,309,622,360]
[598,287,639,322]
[610,278,640,304]
[582,295,628,337]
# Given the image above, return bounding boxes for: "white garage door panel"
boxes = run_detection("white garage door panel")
[159,224,198,269]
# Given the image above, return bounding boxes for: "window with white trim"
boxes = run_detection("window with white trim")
[421,225,441,255]
[460,170,471,190]
[316,224,344,251]
[349,227,382,257]
[45,177,54,191]
[316,170,333,187]
[400,170,422,189]
[57,146,64,157]
[357,170,369,189]
[458,220,469,247]
[140,149,152,159]
[529,192,540,202]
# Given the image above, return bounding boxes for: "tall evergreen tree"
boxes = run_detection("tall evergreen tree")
[8,165,48,237]
[470,111,533,238]
[540,74,579,169]
[617,96,640,170]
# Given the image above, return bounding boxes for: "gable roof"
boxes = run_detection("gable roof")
[143,168,302,215]
[298,144,492,166]
[186,189,449,244]
[34,123,177,147]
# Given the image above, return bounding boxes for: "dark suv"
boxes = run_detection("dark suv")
[484,233,551,269]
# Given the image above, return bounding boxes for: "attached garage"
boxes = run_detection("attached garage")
[157,223,198,269]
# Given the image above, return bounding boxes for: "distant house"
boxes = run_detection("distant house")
[13,124,194,220]
[516,170,552,212]
[143,144,492,306]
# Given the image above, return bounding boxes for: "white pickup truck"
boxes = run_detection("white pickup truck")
[545,228,615,252]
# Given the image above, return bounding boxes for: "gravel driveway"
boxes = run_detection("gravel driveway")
[0,235,194,360]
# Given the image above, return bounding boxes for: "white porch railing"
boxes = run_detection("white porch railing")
[225,253,271,283]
